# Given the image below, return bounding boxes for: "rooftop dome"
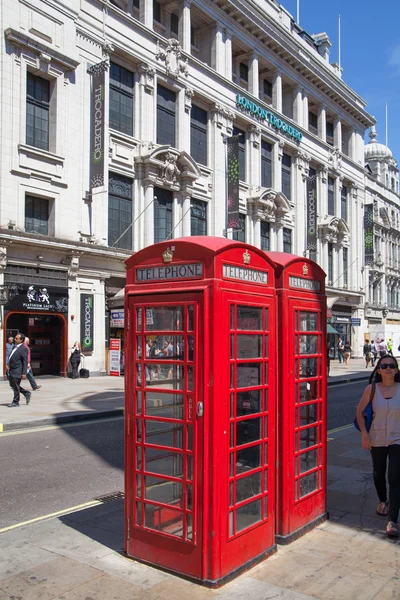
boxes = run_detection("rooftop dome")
[365,126,393,160]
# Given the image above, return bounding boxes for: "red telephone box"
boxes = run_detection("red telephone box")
[267,253,327,543]
[124,237,277,586]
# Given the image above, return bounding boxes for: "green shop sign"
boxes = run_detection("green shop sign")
[236,94,303,142]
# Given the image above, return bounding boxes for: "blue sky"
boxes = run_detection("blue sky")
[282,0,400,162]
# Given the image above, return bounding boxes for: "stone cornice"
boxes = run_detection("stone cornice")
[5,28,80,70]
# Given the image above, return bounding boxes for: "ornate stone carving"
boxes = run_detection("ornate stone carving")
[211,103,235,133]
[184,87,194,113]
[317,164,328,183]
[139,63,156,94]
[250,124,261,148]
[318,217,349,246]
[159,151,181,184]
[102,40,115,57]
[328,146,342,172]
[156,39,188,79]
[278,140,285,160]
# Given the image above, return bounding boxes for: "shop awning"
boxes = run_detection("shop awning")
[327,324,338,334]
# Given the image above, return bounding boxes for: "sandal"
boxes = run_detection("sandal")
[377,502,389,516]
[386,521,398,538]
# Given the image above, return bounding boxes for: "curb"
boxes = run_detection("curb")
[0,408,124,433]
[328,374,370,386]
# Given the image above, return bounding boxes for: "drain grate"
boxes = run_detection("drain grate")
[94,491,125,503]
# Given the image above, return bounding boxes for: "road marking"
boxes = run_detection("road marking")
[0,500,103,534]
[327,424,353,434]
[0,415,124,437]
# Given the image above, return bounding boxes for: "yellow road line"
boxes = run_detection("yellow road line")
[0,414,124,437]
[0,500,103,534]
[327,424,353,434]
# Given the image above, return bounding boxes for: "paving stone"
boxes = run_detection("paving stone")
[149,578,216,600]
[51,573,143,600]
[89,552,170,589]
[0,556,102,600]
[0,541,54,580]
[82,507,124,536]
[214,575,315,599]
[62,499,124,524]
[373,576,400,599]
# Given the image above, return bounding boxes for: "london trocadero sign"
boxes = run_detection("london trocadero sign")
[236,94,303,143]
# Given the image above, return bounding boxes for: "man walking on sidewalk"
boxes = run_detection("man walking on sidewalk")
[24,337,42,391]
[7,333,31,407]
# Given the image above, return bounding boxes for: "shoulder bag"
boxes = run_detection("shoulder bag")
[353,383,375,432]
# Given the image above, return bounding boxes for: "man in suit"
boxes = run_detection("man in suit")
[7,332,31,407]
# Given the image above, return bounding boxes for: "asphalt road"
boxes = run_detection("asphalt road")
[0,380,366,530]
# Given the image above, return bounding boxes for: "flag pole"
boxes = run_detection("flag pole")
[338,14,341,70]
[296,0,300,24]
[386,102,388,147]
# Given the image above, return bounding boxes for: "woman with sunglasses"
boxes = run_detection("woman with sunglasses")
[356,354,400,538]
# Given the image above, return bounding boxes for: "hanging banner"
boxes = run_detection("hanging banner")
[306,169,317,255]
[364,204,374,266]
[89,60,108,190]
[81,294,94,354]
[109,338,121,376]
[226,135,240,230]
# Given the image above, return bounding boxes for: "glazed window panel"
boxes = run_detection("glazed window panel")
[237,306,263,330]
[144,392,184,420]
[144,447,184,477]
[145,420,184,449]
[236,499,262,533]
[237,363,262,388]
[236,390,262,416]
[236,418,261,446]
[237,335,263,358]
[299,312,318,332]
[145,475,183,507]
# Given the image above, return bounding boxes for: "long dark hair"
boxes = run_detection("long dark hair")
[369,354,400,384]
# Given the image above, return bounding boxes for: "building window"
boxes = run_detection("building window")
[328,176,335,216]
[309,111,318,133]
[328,242,333,285]
[233,126,246,182]
[108,173,133,250]
[261,140,272,188]
[25,195,49,235]
[191,199,207,236]
[190,105,207,166]
[109,62,134,136]
[157,85,176,147]
[263,79,272,99]
[281,153,291,201]
[341,185,347,221]
[232,213,246,242]
[260,221,270,251]
[343,247,348,287]
[170,12,179,34]
[26,72,50,151]
[154,187,173,243]
[283,228,292,253]
[239,63,248,82]
[326,121,334,145]
[153,0,161,22]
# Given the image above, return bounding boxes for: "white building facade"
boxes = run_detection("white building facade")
[0,0,375,373]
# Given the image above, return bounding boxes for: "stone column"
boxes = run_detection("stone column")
[348,127,356,161]
[272,142,282,191]
[272,70,282,113]
[334,117,342,150]
[212,24,225,74]
[140,0,153,28]
[178,87,191,152]
[144,182,155,247]
[182,193,192,237]
[276,223,283,251]
[211,106,230,236]
[293,85,303,126]
[253,217,261,249]
[318,104,326,142]
[303,90,309,130]
[225,28,232,81]
[179,0,191,53]
[249,53,259,98]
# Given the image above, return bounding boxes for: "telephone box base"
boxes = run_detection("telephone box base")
[275,512,329,546]
[124,544,277,589]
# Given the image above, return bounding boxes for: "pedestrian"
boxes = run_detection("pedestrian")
[387,338,393,356]
[70,341,82,379]
[363,339,372,368]
[343,340,352,368]
[371,340,378,367]
[6,332,31,407]
[337,338,344,363]
[5,336,15,379]
[24,337,41,391]
[327,343,331,376]
[356,354,400,538]
[379,338,388,358]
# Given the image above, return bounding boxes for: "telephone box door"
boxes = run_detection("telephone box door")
[126,293,204,579]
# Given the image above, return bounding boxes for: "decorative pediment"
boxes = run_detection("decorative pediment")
[247,188,291,224]
[140,146,201,188]
[318,216,349,245]
[379,207,390,228]
[156,39,188,79]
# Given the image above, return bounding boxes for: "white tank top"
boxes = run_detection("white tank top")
[370,383,400,447]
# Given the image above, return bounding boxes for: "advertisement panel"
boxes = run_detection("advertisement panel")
[364,204,374,266]
[81,294,94,354]
[110,310,124,328]
[4,284,68,313]
[306,168,317,255]
[109,338,121,376]
[89,60,108,190]
[227,135,240,229]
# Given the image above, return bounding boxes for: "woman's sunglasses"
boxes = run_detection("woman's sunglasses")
[379,363,398,370]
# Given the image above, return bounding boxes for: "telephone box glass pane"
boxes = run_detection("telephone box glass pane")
[236,444,261,472]
[145,421,184,449]
[299,358,318,378]
[136,308,142,331]
[299,335,318,354]
[237,335,262,358]
[236,472,262,502]
[236,499,262,532]
[298,403,318,427]
[144,504,184,537]
[237,363,261,388]
[145,447,184,477]
[136,391,142,414]
[236,418,261,445]
[137,336,142,356]
[299,312,318,331]
[298,426,318,450]
[145,475,183,507]
[237,306,262,330]
[145,364,185,388]
[186,514,193,540]
[188,305,194,331]
[145,392,184,419]
[300,472,318,497]
[236,390,261,416]
[298,450,318,475]
[145,307,183,331]
[146,336,184,359]
[298,380,319,403]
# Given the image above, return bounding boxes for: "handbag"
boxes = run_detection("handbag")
[354,383,375,432]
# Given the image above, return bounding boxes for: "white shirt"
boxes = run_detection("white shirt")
[8,343,22,362]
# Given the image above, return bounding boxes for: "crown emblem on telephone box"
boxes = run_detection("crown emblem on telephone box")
[162,247,173,264]
[243,250,251,265]
[302,263,309,275]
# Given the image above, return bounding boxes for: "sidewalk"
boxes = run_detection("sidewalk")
[1,424,399,599]
[0,357,372,432]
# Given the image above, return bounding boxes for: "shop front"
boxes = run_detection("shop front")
[4,283,68,377]
[110,309,125,375]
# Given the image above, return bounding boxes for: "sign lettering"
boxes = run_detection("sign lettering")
[136,263,203,282]
[236,94,303,142]
[81,294,94,353]
[223,264,268,285]
[89,60,108,190]
[289,276,321,291]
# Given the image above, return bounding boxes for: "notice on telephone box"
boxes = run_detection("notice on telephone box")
[109,338,121,376]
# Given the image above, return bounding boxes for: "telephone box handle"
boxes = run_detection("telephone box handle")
[197,401,204,417]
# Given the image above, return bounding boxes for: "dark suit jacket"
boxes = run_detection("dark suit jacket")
[8,344,28,379]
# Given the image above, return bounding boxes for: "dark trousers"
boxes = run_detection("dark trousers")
[27,367,38,390]
[371,445,400,523]
[9,376,30,404]
[71,361,80,379]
